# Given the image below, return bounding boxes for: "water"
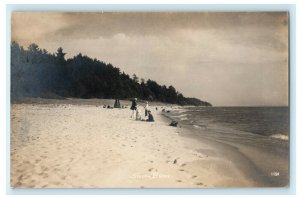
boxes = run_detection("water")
[166,106,289,154]
[165,106,289,186]
[167,106,289,141]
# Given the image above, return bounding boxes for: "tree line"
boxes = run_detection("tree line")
[11,42,212,106]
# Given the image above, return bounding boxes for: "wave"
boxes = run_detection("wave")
[189,109,207,112]
[172,114,188,118]
[192,124,207,129]
[180,117,189,121]
[175,110,188,114]
[270,134,289,141]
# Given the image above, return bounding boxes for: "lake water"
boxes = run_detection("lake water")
[164,106,290,186]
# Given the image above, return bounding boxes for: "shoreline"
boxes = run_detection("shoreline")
[162,110,289,187]
[10,99,286,188]
[11,97,182,107]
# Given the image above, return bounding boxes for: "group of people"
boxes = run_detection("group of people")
[130,98,154,122]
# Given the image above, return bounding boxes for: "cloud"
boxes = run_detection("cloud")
[11,12,288,106]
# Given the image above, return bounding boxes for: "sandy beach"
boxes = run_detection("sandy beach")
[11,99,263,188]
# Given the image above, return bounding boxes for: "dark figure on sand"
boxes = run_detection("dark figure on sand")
[146,111,154,122]
[114,99,121,108]
[107,105,113,109]
[169,121,178,127]
[130,98,137,110]
[130,98,137,119]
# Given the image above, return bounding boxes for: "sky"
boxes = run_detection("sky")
[11,12,288,106]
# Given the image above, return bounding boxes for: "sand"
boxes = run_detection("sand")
[10,99,260,188]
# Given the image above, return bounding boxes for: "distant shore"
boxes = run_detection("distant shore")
[11,98,274,188]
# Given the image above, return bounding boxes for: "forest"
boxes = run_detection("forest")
[11,42,212,106]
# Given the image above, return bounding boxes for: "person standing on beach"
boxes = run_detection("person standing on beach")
[136,107,142,121]
[144,101,149,117]
[130,98,137,119]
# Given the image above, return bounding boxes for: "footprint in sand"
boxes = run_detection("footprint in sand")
[195,182,203,186]
[52,181,62,186]
[191,175,197,179]
[177,180,182,182]
[15,182,23,186]
[17,174,24,181]
[181,163,186,167]
[23,160,30,164]
[42,173,49,178]
[148,168,157,172]
[53,168,60,172]
[41,166,49,172]
[16,168,25,173]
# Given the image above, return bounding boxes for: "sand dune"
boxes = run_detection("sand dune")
[10,101,258,188]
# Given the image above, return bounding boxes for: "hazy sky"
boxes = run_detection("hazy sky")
[11,12,288,106]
